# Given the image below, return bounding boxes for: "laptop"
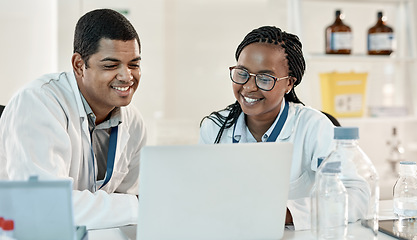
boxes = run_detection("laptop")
[137,142,293,240]
[0,176,87,240]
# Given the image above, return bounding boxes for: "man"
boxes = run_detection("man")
[0,9,146,229]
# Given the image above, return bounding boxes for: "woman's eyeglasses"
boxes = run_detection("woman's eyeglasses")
[229,66,289,91]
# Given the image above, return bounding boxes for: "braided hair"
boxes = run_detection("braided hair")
[201,26,306,143]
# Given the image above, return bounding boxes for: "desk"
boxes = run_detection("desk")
[88,200,398,240]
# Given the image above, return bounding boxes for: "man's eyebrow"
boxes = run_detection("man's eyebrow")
[100,57,141,62]
[100,57,120,62]
[131,57,141,61]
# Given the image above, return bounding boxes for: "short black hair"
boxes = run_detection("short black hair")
[73,9,140,67]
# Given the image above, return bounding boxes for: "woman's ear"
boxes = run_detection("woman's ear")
[286,77,296,93]
[72,53,85,79]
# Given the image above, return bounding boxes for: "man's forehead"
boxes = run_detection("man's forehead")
[95,38,141,58]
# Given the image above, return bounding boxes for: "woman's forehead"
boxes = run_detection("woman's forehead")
[237,43,288,69]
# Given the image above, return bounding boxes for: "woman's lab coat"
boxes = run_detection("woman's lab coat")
[0,72,146,229]
[199,101,335,230]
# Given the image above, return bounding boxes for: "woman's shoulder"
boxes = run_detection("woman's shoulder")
[289,102,335,125]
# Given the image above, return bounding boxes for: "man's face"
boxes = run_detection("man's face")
[76,38,141,115]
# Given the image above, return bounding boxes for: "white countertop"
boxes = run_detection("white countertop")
[87,200,399,240]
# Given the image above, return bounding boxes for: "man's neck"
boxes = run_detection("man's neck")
[93,107,114,125]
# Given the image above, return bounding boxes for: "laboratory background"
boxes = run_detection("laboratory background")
[1,0,417,200]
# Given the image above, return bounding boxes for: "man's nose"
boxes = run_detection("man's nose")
[117,67,133,82]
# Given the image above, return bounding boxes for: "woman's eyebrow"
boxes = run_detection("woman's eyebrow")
[236,65,276,75]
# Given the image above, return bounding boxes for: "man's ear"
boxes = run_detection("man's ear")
[72,53,85,78]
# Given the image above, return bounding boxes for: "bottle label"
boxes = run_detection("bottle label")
[331,32,352,50]
[334,93,363,113]
[368,33,394,51]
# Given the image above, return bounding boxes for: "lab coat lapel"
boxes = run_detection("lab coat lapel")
[67,71,90,143]
[115,123,129,164]
[67,71,94,190]
[278,104,294,141]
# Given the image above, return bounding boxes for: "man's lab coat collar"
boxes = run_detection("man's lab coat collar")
[66,71,130,163]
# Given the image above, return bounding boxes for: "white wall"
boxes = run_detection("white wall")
[2,1,417,195]
[0,0,57,105]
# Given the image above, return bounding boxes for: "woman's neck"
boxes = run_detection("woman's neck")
[246,114,277,142]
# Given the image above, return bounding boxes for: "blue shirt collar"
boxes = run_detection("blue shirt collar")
[233,99,286,143]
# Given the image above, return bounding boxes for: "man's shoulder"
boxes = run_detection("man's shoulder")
[7,71,80,115]
[19,72,74,94]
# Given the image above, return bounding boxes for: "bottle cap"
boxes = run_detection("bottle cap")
[400,161,416,165]
[399,161,417,174]
[0,217,4,229]
[334,127,359,140]
[378,11,383,18]
[335,10,341,17]
[3,219,14,231]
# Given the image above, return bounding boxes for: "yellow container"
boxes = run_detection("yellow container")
[320,72,368,118]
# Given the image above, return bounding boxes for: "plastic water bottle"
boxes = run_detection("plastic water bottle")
[0,219,16,240]
[317,161,348,239]
[316,127,379,239]
[0,217,4,236]
[311,157,325,236]
[393,161,417,218]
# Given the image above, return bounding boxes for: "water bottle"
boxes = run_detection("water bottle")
[311,157,325,236]
[393,161,417,218]
[1,220,15,240]
[316,127,379,239]
[317,161,348,239]
[0,217,3,236]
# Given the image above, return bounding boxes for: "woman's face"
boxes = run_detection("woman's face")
[233,42,294,122]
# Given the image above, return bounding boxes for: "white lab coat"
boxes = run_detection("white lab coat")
[199,101,335,230]
[0,72,146,229]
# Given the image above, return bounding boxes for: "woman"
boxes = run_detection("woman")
[199,26,335,230]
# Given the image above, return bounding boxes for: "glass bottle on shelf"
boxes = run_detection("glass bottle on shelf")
[393,161,417,219]
[367,11,394,55]
[325,10,352,55]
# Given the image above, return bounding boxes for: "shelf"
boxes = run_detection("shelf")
[305,53,417,63]
[301,0,410,3]
[339,115,417,123]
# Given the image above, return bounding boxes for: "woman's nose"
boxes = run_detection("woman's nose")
[243,75,258,91]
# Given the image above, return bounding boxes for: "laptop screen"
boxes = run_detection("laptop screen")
[137,142,293,240]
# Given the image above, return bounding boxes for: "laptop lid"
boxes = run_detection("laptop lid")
[137,142,293,240]
[0,177,76,240]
